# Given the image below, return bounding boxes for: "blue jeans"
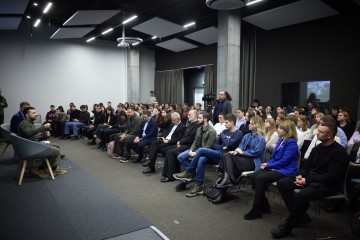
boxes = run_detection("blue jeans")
[177,148,224,185]
[64,122,85,136]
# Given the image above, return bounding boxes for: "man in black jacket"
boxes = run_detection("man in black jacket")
[271,121,349,239]
[85,104,105,145]
[143,112,186,174]
[160,110,200,182]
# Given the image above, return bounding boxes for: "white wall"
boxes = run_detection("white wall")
[0,34,155,123]
[139,48,155,104]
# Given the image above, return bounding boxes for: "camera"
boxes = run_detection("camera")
[202,92,216,102]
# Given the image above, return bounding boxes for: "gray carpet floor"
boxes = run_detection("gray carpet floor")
[0,138,357,240]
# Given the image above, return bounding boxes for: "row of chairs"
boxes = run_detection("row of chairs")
[1,123,55,185]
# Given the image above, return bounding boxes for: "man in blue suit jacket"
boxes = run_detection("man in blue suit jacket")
[10,102,30,133]
[127,111,158,164]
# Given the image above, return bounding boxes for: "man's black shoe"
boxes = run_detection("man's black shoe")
[132,158,142,163]
[175,182,187,192]
[294,214,311,228]
[87,141,96,146]
[142,160,150,167]
[143,167,155,174]
[271,223,292,239]
[244,207,263,220]
[60,155,65,159]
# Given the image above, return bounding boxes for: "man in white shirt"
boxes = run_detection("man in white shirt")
[213,112,226,136]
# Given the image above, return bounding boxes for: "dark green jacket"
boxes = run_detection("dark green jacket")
[190,124,216,151]
[126,114,143,136]
[18,119,46,141]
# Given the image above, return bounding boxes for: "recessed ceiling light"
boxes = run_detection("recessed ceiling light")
[102,28,113,35]
[33,2,38,6]
[183,22,195,28]
[86,37,95,43]
[122,15,137,25]
[34,19,41,27]
[26,16,31,19]
[43,2,53,14]
[151,36,157,39]
[246,0,264,6]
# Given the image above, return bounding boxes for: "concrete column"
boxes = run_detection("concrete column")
[127,48,140,103]
[217,10,241,112]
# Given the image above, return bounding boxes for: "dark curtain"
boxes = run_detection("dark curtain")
[154,69,184,104]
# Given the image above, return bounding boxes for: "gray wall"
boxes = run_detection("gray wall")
[0,28,155,122]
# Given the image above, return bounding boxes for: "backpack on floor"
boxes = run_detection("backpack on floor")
[107,141,114,157]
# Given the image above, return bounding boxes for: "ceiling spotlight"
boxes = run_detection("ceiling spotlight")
[43,2,52,13]
[183,22,195,28]
[246,0,264,6]
[151,36,157,39]
[86,37,95,43]
[34,19,41,27]
[102,28,113,35]
[122,15,137,24]
[33,2,38,6]
[26,16,31,19]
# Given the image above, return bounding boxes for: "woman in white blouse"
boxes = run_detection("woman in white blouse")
[297,115,312,141]
[265,118,279,149]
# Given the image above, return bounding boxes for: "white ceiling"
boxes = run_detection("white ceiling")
[185,26,218,45]
[63,10,121,26]
[242,0,339,30]
[50,27,95,39]
[132,17,185,38]
[156,38,198,52]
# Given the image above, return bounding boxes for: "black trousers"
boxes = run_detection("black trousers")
[148,140,176,168]
[162,146,189,179]
[250,169,286,207]
[218,152,254,184]
[277,177,335,227]
[86,127,96,140]
[99,128,120,146]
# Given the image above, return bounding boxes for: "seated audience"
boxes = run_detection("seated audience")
[142,112,186,174]
[285,115,304,149]
[10,101,30,133]
[245,120,298,220]
[98,109,128,151]
[61,105,90,140]
[240,111,255,136]
[236,108,247,130]
[213,112,226,136]
[160,110,200,183]
[348,122,360,158]
[265,105,275,119]
[95,107,116,148]
[158,110,171,137]
[127,111,158,165]
[44,105,57,133]
[297,115,312,141]
[338,111,355,141]
[216,116,266,189]
[113,107,142,160]
[271,121,349,239]
[54,106,67,137]
[173,111,217,197]
[265,118,279,150]
[84,104,105,145]
[18,107,67,178]
[310,112,325,136]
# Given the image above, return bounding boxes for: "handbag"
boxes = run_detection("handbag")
[203,184,221,200]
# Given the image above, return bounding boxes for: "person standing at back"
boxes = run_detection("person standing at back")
[213,90,232,124]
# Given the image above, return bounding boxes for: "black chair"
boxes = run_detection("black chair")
[10,133,55,185]
[294,166,352,239]
[0,123,13,159]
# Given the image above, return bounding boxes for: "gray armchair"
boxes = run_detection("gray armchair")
[0,123,12,159]
[10,133,55,185]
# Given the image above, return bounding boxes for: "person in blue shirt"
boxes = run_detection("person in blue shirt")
[174,113,243,197]
[216,115,266,188]
[244,120,299,220]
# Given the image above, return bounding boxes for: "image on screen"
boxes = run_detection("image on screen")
[307,80,330,102]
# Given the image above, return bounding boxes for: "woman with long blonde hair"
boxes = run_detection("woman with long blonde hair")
[244,120,299,220]
[216,116,266,189]
[265,118,279,149]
